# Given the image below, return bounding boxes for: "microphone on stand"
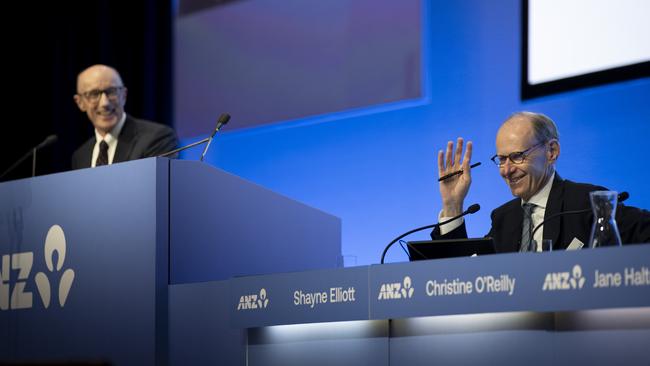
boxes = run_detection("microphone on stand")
[32,135,58,177]
[380,203,481,264]
[200,113,230,162]
[158,114,231,159]
[1,134,58,180]
[35,134,59,150]
[529,191,630,244]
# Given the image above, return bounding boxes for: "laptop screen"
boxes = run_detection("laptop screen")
[407,237,496,261]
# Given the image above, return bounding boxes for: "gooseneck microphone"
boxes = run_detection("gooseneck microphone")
[32,135,58,177]
[1,134,58,180]
[35,134,59,150]
[380,203,481,264]
[200,113,230,162]
[529,191,629,242]
[158,113,231,159]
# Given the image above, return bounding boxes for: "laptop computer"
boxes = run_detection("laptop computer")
[407,237,496,261]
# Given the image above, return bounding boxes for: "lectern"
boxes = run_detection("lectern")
[0,158,341,365]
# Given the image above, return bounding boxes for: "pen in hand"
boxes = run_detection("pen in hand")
[438,162,481,182]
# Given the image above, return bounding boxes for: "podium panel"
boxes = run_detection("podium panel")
[1,158,169,365]
[169,160,341,284]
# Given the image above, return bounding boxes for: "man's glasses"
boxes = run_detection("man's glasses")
[490,142,545,167]
[79,86,124,103]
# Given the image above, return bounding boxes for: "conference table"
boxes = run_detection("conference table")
[174,243,650,366]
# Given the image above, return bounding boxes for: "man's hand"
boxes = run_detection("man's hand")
[438,137,473,216]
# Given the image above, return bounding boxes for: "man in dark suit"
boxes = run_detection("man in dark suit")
[432,112,650,252]
[71,64,178,169]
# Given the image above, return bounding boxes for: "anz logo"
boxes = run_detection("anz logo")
[237,288,269,311]
[378,276,414,300]
[1,225,75,311]
[542,264,586,291]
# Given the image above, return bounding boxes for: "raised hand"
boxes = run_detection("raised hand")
[438,137,473,216]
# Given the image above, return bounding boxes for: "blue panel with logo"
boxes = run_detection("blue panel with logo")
[369,245,650,320]
[230,266,369,327]
[0,158,169,365]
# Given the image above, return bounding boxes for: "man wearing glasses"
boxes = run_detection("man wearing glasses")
[71,64,178,169]
[432,111,650,252]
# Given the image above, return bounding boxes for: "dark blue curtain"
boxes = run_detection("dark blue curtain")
[3,0,173,180]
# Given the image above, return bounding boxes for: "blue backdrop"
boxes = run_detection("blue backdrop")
[179,0,650,266]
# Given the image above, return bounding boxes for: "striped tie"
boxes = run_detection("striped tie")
[95,140,109,166]
[520,203,536,252]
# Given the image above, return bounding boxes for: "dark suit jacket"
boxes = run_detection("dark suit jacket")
[432,174,650,252]
[71,115,178,170]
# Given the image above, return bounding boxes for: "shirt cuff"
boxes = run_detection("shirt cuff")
[438,210,464,235]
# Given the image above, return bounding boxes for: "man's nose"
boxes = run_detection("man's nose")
[500,159,515,176]
[98,92,111,107]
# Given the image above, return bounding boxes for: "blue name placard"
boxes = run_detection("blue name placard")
[227,245,650,328]
[369,245,650,320]
[230,266,369,327]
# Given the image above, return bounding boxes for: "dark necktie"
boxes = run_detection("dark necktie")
[96,140,109,166]
[520,203,536,252]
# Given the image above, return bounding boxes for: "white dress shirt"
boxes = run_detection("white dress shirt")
[91,113,126,167]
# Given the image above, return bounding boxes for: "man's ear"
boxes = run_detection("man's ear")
[547,139,560,163]
[73,94,86,112]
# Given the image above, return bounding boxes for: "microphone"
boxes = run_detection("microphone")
[36,135,58,149]
[157,113,231,159]
[200,113,230,162]
[529,191,629,245]
[1,134,58,180]
[380,203,481,264]
[32,135,58,177]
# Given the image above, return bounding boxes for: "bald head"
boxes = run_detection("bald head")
[499,111,559,144]
[76,64,124,93]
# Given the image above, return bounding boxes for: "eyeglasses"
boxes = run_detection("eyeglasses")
[490,142,545,167]
[79,86,124,103]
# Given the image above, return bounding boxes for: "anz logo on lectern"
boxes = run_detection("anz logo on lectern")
[0,225,75,311]
[378,276,415,300]
[542,264,586,291]
[237,288,269,311]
